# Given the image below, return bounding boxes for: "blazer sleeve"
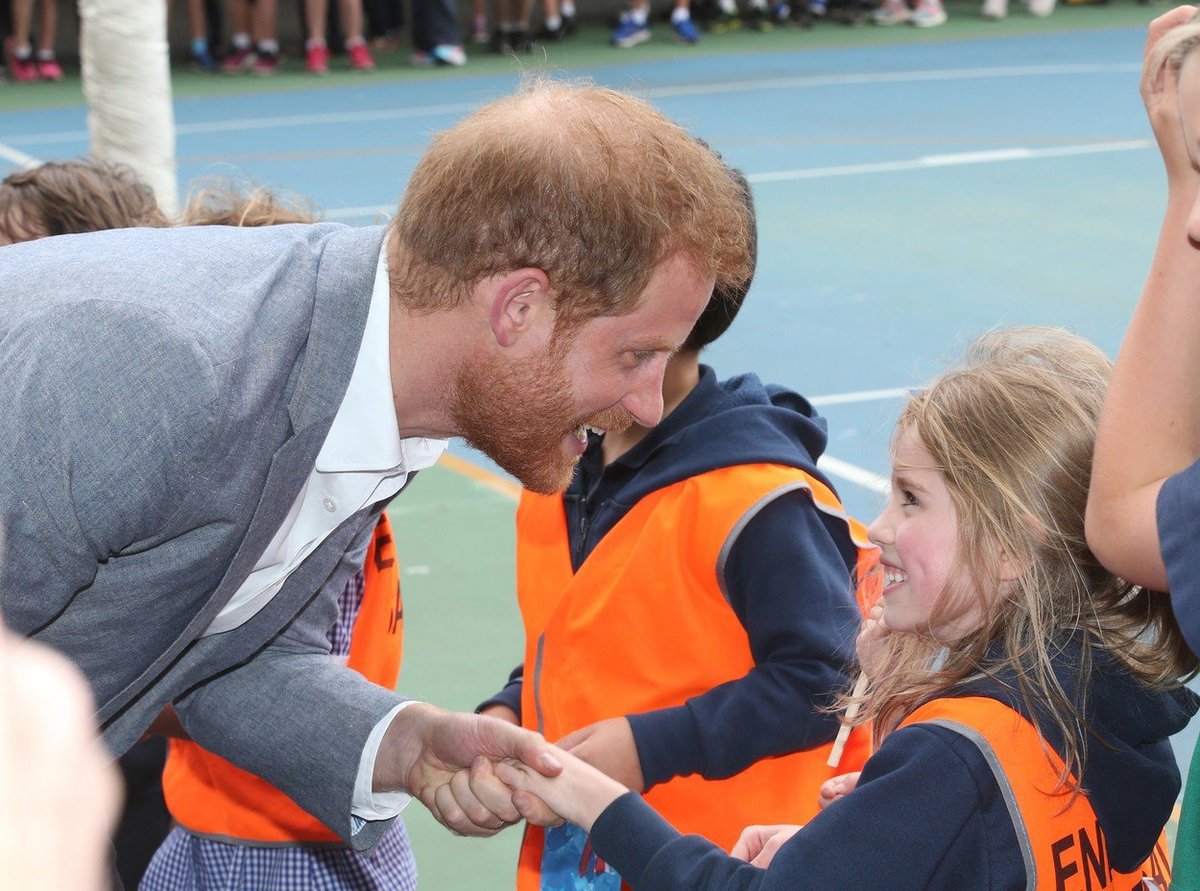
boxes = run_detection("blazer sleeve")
[0,301,217,633]
[173,519,410,851]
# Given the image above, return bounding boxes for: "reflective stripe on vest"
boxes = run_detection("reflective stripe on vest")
[515,463,877,891]
[900,696,1172,891]
[162,513,403,845]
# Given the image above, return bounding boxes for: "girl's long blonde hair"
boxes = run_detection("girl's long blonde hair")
[850,327,1195,789]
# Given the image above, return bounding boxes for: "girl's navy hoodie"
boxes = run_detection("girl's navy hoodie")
[586,644,1199,889]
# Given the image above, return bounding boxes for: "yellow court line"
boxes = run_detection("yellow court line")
[438,453,521,502]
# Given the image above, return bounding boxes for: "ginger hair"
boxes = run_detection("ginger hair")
[387,79,752,326]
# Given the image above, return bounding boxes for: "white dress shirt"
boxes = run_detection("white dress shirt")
[203,245,446,824]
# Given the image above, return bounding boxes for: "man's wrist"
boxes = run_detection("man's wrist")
[373,700,439,793]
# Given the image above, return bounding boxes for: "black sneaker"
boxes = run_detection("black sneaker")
[707,10,741,31]
[510,26,537,51]
[746,4,773,29]
[536,20,569,40]
[488,28,513,53]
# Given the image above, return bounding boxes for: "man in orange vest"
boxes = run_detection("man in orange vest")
[479,170,876,890]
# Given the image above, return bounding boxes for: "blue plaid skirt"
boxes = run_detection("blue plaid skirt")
[139,819,417,891]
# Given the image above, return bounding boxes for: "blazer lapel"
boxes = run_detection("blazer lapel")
[97,225,386,726]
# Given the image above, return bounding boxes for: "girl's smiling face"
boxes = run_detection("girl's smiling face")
[868,426,981,640]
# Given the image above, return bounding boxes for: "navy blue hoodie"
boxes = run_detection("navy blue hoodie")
[586,643,1199,889]
[480,365,864,785]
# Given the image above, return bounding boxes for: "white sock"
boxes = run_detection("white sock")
[232,32,251,51]
[256,38,279,55]
[545,14,562,28]
[671,7,690,22]
[562,1,576,14]
[630,6,649,23]
[718,0,737,14]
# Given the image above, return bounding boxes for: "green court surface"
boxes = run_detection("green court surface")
[387,460,525,888]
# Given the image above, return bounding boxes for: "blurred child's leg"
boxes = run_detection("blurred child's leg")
[251,0,280,74]
[612,0,651,47]
[34,0,62,80]
[5,0,38,81]
[222,0,255,71]
[303,0,331,71]
[670,0,700,43]
[337,0,375,69]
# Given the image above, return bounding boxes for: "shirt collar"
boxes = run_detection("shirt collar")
[314,245,447,474]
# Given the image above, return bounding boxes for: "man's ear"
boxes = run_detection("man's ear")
[488,269,553,348]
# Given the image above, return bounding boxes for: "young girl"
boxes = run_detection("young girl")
[498,327,1198,890]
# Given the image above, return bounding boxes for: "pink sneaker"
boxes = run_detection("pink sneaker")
[347,40,375,71]
[251,51,279,75]
[4,39,37,82]
[305,43,330,74]
[221,48,255,73]
[35,53,63,82]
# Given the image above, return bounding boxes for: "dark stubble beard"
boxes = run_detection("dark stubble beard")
[449,338,635,495]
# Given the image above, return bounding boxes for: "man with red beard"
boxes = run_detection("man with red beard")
[0,81,751,859]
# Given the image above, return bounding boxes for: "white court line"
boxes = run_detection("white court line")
[0,141,41,170]
[749,139,1152,183]
[1,62,1140,147]
[819,455,890,495]
[321,138,1152,220]
[809,387,911,407]
[811,388,908,494]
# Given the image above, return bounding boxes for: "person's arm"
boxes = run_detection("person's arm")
[566,496,858,789]
[477,663,524,725]
[1088,4,1200,591]
[499,722,1009,891]
[175,546,562,850]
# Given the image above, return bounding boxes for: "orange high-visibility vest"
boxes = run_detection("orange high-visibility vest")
[899,696,1172,890]
[515,463,878,890]
[162,514,404,845]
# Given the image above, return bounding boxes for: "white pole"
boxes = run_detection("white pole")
[78,0,178,214]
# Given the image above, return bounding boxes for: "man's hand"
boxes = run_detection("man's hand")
[375,703,563,836]
[730,824,803,867]
[556,716,646,792]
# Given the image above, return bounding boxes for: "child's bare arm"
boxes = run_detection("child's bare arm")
[1089,4,1200,588]
[496,745,629,833]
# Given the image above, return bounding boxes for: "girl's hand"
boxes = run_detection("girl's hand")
[818,771,861,809]
[730,824,803,867]
[557,717,646,792]
[495,744,628,833]
[1142,6,1200,188]
[856,604,890,681]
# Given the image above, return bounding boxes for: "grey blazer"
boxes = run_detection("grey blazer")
[0,222,407,849]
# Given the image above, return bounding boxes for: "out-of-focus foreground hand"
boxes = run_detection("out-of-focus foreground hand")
[376,703,562,836]
[556,716,646,792]
[730,824,803,868]
[0,628,121,891]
